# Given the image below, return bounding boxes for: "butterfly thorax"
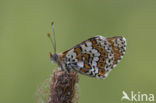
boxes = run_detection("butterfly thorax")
[50,53,68,72]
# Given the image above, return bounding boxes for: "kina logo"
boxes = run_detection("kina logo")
[121,91,154,102]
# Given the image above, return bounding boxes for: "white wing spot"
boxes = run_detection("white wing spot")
[93,57,99,61]
[86,42,92,47]
[77,62,84,68]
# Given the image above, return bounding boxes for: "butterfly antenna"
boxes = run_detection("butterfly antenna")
[51,21,56,53]
[47,32,55,53]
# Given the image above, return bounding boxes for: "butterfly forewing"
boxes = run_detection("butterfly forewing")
[106,36,127,68]
[60,36,125,79]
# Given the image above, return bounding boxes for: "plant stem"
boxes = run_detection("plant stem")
[48,69,79,103]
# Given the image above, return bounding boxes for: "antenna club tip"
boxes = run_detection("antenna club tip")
[49,52,53,58]
[47,32,51,37]
[51,21,54,26]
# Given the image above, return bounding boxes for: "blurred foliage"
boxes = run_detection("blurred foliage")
[0,0,156,103]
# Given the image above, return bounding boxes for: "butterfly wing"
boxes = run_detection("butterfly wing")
[106,36,127,68]
[60,36,115,79]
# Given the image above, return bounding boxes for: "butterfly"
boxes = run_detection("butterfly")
[48,22,127,79]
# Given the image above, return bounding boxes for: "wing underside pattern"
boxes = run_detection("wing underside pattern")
[60,35,126,79]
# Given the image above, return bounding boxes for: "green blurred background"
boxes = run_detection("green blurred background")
[0,0,156,103]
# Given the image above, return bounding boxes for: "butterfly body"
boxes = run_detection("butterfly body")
[50,35,127,79]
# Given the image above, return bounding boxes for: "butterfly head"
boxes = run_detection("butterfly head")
[50,52,59,63]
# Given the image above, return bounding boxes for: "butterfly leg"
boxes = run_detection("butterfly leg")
[60,66,64,71]
[66,67,70,73]
[60,65,70,73]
